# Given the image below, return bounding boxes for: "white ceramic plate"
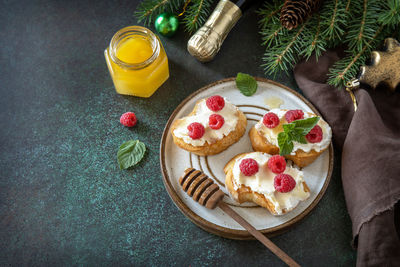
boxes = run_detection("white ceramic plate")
[160,78,333,239]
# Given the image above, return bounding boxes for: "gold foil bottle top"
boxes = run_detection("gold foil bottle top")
[187,0,242,62]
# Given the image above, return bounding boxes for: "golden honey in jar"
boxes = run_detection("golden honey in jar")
[105,26,169,97]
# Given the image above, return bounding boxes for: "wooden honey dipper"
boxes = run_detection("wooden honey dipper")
[179,168,301,267]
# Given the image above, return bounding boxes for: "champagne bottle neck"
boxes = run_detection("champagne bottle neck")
[187,0,254,62]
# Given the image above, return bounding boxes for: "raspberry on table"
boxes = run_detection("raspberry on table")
[274,174,296,193]
[306,125,323,143]
[209,114,225,130]
[206,95,225,111]
[239,158,259,176]
[263,112,280,128]
[285,110,304,123]
[267,155,286,174]
[187,122,205,139]
[120,112,137,127]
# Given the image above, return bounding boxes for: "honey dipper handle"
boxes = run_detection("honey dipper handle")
[218,202,301,267]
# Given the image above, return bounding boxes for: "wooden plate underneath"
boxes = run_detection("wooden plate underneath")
[160,77,334,240]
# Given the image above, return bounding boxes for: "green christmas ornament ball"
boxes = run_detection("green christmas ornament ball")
[154,12,179,37]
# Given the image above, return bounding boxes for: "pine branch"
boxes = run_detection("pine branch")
[300,15,326,59]
[258,0,400,89]
[258,1,285,47]
[327,55,366,88]
[327,26,384,87]
[345,0,380,52]
[379,0,400,28]
[261,24,286,47]
[135,0,184,25]
[257,1,282,29]
[345,0,352,11]
[320,0,347,43]
[182,0,213,33]
[262,24,307,75]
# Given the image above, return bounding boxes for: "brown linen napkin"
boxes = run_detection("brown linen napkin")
[293,49,400,266]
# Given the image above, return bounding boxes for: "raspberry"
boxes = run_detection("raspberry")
[274,174,296,193]
[239,158,259,176]
[187,122,205,139]
[206,95,225,111]
[120,112,137,127]
[263,112,280,128]
[285,110,304,123]
[209,114,225,130]
[305,125,323,143]
[267,155,286,174]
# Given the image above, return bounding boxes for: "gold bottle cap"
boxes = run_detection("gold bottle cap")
[187,0,242,62]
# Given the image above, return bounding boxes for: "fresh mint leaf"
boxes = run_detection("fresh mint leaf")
[117,140,146,170]
[278,132,293,156]
[293,127,306,136]
[277,116,320,155]
[292,117,320,135]
[291,134,308,144]
[236,73,257,96]
[282,123,295,132]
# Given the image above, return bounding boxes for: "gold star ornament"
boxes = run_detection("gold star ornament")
[359,38,400,91]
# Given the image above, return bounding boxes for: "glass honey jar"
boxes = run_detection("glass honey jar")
[105,26,169,97]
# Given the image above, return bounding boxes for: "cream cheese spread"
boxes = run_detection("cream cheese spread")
[173,98,239,146]
[255,109,332,155]
[231,152,310,215]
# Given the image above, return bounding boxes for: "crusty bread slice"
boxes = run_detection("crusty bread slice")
[224,153,310,215]
[249,126,327,168]
[171,101,247,156]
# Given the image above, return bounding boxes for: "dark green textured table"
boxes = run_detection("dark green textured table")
[0,0,356,265]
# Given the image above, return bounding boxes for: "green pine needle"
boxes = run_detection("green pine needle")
[345,0,352,11]
[262,23,307,75]
[345,0,381,52]
[258,1,285,47]
[327,54,366,88]
[319,0,348,43]
[379,0,400,28]
[300,15,326,60]
[182,0,213,33]
[257,1,283,29]
[327,26,385,88]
